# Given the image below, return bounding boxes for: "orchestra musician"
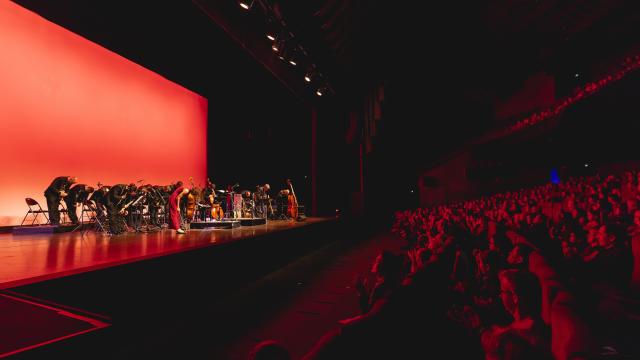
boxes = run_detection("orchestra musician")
[254,183,273,218]
[227,183,240,218]
[88,183,110,219]
[125,183,139,228]
[169,181,190,234]
[64,184,94,224]
[147,185,166,227]
[44,176,77,225]
[105,184,129,234]
[203,179,216,220]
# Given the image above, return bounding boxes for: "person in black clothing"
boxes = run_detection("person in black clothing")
[88,184,110,219]
[124,183,140,229]
[204,179,215,199]
[44,176,77,225]
[254,184,272,218]
[105,184,128,234]
[147,185,166,227]
[202,179,216,221]
[64,184,94,224]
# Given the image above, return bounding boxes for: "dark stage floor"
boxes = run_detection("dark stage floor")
[0,218,332,290]
[0,292,108,358]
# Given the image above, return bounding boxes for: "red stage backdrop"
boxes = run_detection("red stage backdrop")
[0,2,207,226]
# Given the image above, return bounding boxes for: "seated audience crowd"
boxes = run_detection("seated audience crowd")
[293,171,640,359]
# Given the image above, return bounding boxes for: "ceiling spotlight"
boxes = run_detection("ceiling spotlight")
[272,36,287,54]
[287,50,299,66]
[274,40,293,63]
[239,0,254,10]
[265,17,278,41]
[316,88,324,96]
[304,66,316,83]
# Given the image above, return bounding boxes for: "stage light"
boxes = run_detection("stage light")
[274,39,296,64]
[287,49,299,66]
[239,0,254,10]
[304,66,316,83]
[316,88,324,96]
[265,17,277,41]
[272,36,286,54]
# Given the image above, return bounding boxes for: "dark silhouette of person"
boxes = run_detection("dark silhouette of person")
[105,184,128,234]
[64,184,94,224]
[88,184,110,219]
[44,176,77,225]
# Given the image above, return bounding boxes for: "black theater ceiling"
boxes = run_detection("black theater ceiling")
[11,0,640,102]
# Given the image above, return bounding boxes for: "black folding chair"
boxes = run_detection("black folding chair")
[80,200,109,235]
[20,198,50,225]
[58,201,70,225]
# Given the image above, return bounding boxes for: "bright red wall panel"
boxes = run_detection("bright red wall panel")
[0,2,207,226]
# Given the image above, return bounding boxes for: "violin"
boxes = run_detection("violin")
[286,179,298,220]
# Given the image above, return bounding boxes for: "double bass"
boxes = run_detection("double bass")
[211,200,224,220]
[207,179,224,220]
[286,179,298,220]
[186,177,197,222]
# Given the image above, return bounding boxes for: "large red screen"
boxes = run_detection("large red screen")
[0,2,207,226]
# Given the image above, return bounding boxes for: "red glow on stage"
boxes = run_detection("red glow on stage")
[0,2,207,226]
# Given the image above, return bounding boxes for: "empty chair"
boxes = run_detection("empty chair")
[20,198,50,226]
